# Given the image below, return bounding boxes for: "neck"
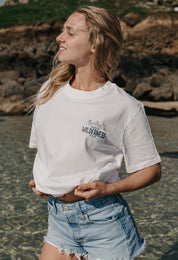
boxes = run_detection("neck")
[70,65,106,91]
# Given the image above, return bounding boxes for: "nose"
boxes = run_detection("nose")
[56,31,65,43]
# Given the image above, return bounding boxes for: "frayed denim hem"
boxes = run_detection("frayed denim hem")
[44,237,88,260]
[130,239,146,260]
[43,237,146,260]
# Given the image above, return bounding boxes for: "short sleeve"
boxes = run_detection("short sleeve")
[29,108,37,149]
[122,105,161,173]
[28,80,49,149]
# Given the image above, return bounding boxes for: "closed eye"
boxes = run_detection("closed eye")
[67,32,74,36]
[61,28,74,36]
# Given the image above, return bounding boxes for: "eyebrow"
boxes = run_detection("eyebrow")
[62,25,87,33]
[62,25,75,31]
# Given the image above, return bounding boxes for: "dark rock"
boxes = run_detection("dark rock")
[150,82,174,101]
[23,76,48,98]
[143,100,178,117]
[17,77,26,85]
[13,55,37,78]
[8,94,24,102]
[150,73,164,87]
[0,102,25,115]
[0,80,23,98]
[156,0,173,6]
[119,55,156,79]
[169,74,178,101]
[35,53,52,76]
[119,56,143,78]
[0,70,20,81]
[113,73,127,88]
[140,57,156,77]
[173,85,178,101]
[47,41,58,54]
[0,54,12,71]
[144,105,178,117]
[124,79,139,95]
[133,82,153,99]
[122,13,141,27]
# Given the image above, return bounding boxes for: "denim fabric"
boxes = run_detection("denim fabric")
[44,194,145,260]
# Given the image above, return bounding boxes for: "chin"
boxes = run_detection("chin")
[58,56,71,64]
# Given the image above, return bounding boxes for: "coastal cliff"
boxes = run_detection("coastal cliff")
[0,15,178,115]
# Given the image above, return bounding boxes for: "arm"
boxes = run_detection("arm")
[74,163,161,201]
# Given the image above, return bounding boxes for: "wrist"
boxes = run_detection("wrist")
[105,183,118,196]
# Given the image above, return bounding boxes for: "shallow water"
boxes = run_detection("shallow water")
[0,115,177,260]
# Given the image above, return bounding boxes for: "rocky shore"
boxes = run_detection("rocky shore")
[0,14,178,115]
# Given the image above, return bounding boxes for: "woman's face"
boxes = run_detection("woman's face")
[56,12,95,67]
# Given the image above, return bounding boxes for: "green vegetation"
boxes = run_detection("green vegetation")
[0,0,177,28]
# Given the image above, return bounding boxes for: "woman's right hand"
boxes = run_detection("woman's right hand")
[29,179,49,197]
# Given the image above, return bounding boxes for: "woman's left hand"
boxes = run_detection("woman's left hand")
[74,181,110,201]
[74,163,161,201]
[29,179,49,198]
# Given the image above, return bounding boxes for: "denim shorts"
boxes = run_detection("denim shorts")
[44,194,145,260]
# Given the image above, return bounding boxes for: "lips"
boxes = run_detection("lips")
[59,46,66,52]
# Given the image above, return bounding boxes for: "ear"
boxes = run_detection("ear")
[90,44,95,53]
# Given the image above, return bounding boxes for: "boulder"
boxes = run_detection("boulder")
[113,72,127,88]
[0,70,20,81]
[0,80,23,98]
[168,74,178,101]
[124,79,138,95]
[143,100,178,117]
[17,77,26,85]
[153,0,173,5]
[35,53,52,76]
[19,0,29,4]
[0,102,24,115]
[150,82,173,101]
[8,94,24,102]
[133,82,153,100]
[122,13,141,27]
[13,54,37,78]
[23,76,48,98]
[150,73,165,87]
[132,15,178,33]
[2,0,30,6]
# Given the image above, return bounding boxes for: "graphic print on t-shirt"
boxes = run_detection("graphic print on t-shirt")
[82,120,106,139]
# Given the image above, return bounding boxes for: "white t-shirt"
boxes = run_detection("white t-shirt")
[29,80,161,197]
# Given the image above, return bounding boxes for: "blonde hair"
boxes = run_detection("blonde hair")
[33,5,123,106]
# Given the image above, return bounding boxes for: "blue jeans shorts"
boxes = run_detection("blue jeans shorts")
[44,194,145,260]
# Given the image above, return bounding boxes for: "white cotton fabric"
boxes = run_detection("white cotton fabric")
[29,80,161,197]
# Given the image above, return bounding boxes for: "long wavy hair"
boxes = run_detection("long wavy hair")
[32,5,123,107]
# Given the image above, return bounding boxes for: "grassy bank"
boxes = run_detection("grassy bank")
[0,0,177,28]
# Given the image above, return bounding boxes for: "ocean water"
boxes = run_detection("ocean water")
[0,115,177,260]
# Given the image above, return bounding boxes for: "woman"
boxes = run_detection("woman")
[29,6,161,260]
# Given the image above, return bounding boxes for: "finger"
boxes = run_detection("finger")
[74,188,87,198]
[32,187,46,197]
[74,188,97,200]
[77,183,95,191]
[29,179,35,188]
